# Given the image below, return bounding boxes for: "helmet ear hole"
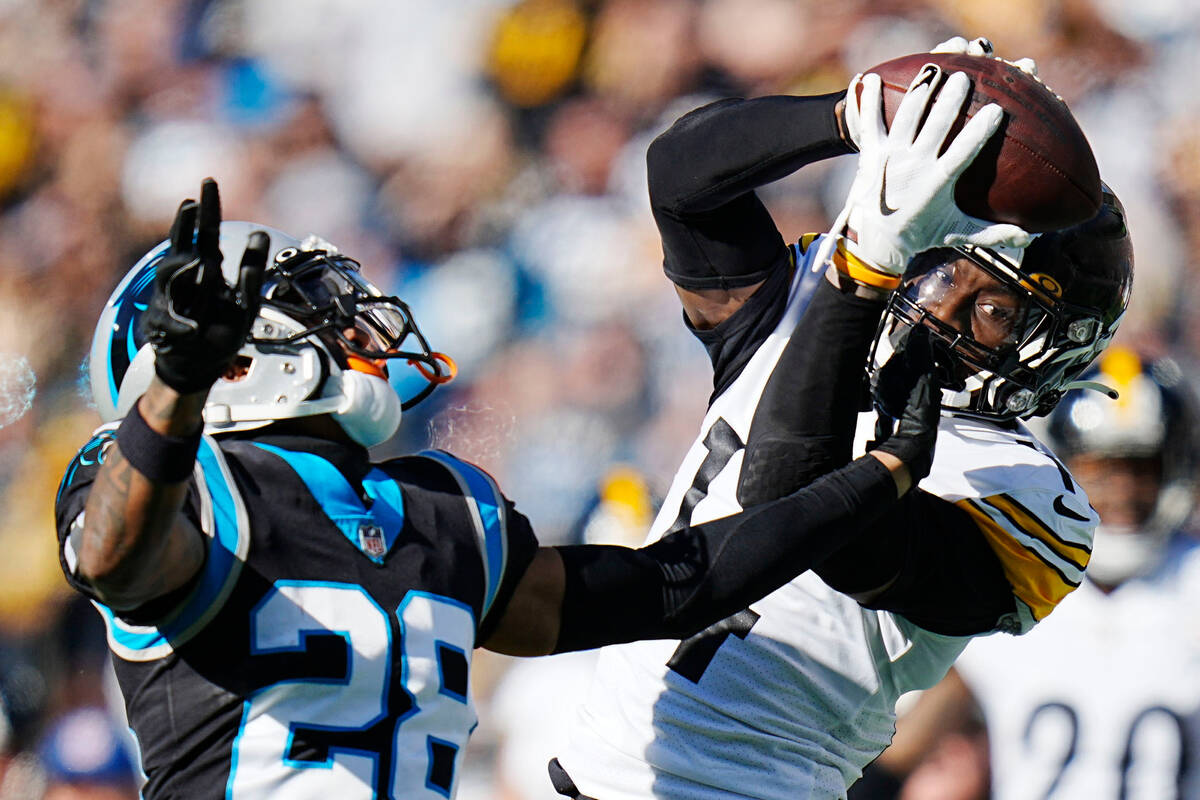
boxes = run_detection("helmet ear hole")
[222,356,254,383]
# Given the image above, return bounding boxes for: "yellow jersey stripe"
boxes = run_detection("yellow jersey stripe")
[982,494,1091,572]
[958,499,1081,621]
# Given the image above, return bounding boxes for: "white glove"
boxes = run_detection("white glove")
[931,35,994,56]
[839,68,1032,276]
[842,37,1034,152]
[931,34,1038,75]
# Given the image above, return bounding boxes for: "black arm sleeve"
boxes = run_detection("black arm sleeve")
[738,276,882,505]
[816,488,1017,635]
[648,91,852,290]
[552,454,895,653]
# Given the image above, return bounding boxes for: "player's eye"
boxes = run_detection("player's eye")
[913,265,955,306]
[973,297,1023,346]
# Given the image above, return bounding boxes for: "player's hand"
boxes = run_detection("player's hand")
[931,34,1038,75]
[869,327,946,484]
[839,67,1032,275]
[931,35,994,57]
[141,178,270,395]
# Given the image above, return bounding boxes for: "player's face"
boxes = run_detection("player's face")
[904,257,1028,350]
[341,326,390,379]
[1066,454,1162,529]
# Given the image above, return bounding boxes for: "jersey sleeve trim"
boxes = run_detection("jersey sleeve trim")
[981,494,1091,570]
[56,425,119,506]
[958,496,1085,622]
[98,435,250,662]
[419,450,509,622]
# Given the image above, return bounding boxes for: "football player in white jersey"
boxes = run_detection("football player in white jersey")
[551,39,1134,800]
[859,346,1200,800]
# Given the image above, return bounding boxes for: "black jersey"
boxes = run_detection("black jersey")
[55,428,538,799]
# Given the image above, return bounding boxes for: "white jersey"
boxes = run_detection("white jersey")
[557,237,1098,799]
[956,536,1200,800]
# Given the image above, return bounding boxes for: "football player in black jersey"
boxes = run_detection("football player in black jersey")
[55,177,940,799]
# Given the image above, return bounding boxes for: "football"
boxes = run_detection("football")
[857,52,1101,232]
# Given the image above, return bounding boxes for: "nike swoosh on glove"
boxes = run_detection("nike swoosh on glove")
[837,68,1032,276]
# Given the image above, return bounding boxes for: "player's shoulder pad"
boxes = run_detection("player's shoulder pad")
[417,450,511,621]
[926,416,1097,633]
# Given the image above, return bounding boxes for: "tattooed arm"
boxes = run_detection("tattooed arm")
[73,378,208,611]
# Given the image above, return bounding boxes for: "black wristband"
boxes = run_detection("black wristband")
[116,403,202,483]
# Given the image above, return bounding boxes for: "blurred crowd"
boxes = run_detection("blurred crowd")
[1,0,1199,797]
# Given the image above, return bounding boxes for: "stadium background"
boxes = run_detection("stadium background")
[0,0,1197,796]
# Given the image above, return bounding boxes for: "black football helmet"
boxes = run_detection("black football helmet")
[868,185,1134,421]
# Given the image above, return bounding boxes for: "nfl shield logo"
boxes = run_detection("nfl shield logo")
[358,523,387,559]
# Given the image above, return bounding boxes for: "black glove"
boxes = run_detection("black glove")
[869,326,945,484]
[140,178,270,394]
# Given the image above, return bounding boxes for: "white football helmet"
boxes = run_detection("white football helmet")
[1045,347,1200,584]
[89,221,454,446]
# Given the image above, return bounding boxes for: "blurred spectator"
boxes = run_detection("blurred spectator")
[37,708,139,800]
[487,466,658,799]
[485,0,589,109]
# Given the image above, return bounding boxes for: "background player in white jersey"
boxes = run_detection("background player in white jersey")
[54,178,940,799]
[551,39,1134,799]
[854,346,1200,800]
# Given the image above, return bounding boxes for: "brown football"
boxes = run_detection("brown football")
[857,52,1101,232]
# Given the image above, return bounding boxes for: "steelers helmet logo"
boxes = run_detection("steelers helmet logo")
[1026,272,1063,299]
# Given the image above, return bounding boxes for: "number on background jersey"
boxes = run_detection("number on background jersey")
[1023,702,1078,799]
[1023,701,1189,799]
[228,582,475,799]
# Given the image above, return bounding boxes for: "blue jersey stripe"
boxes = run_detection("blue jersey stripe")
[419,451,507,619]
[253,443,404,564]
[362,468,406,552]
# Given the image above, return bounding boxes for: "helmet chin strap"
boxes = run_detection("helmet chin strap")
[1060,379,1119,400]
[331,369,403,448]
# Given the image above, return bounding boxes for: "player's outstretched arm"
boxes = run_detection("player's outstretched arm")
[481,369,940,656]
[72,180,268,611]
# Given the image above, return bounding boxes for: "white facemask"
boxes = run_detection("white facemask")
[1086,524,1164,587]
[333,369,403,448]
